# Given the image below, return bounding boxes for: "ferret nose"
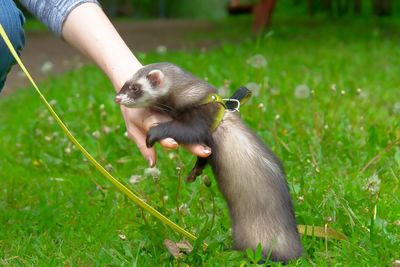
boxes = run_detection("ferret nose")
[115,97,121,104]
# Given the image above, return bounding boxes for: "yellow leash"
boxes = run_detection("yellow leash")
[0,24,197,242]
[0,24,346,244]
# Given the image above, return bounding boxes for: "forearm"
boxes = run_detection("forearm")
[61,3,142,90]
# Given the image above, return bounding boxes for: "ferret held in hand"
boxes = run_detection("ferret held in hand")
[115,62,302,263]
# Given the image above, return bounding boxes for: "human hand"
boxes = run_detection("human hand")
[120,106,212,167]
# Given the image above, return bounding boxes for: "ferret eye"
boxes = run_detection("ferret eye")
[129,85,139,92]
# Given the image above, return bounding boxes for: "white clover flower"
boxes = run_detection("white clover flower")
[168,152,177,160]
[156,45,167,54]
[246,54,267,69]
[129,175,143,185]
[64,147,72,154]
[258,103,266,112]
[331,84,337,92]
[246,82,261,96]
[363,173,381,194]
[49,177,64,182]
[118,234,127,241]
[294,84,310,99]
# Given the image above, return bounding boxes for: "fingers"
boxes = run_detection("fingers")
[159,139,212,158]
[183,144,212,158]
[127,126,156,167]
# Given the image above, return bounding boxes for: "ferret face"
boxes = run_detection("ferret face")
[115,69,169,108]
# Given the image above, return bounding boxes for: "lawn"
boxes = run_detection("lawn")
[0,15,399,266]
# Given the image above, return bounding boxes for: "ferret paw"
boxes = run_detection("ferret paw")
[146,126,164,148]
[185,173,198,183]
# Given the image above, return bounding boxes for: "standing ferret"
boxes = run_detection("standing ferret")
[115,62,302,263]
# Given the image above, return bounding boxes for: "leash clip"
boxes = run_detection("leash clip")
[223,98,241,112]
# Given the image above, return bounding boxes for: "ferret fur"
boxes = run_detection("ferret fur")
[115,63,303,263]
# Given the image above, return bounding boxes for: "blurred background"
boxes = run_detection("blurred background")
[3,0,400,95]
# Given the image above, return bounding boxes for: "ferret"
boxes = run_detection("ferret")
[115,62,303,263]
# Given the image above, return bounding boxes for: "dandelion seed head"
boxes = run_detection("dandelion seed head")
[41,61,53,73]
[144,167,161,179]
[92,131,101,139]
[363,173,381,194]
[47,116,54,124]
[105,164,113,172]
[102,126,112,134]
[246,54,267,68]
[294,84,311,99]
[393,102,400,114]
[246,82,261,96]
[270,87,280,95]
[129,174,143,185]
[179,203,189,215]
[35,129,43,136]
[156,45,167,54]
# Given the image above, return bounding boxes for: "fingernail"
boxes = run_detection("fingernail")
[203,147,212,155]
[147,158,154,167]
[168,138,178,146]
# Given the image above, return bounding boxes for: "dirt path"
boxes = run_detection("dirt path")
[1,20,220,96]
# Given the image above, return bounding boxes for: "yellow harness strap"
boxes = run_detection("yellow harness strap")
[201,93,226,131]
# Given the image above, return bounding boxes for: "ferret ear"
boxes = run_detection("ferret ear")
[146,69,164,87]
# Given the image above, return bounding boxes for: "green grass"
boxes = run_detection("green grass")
[1,16,399,266]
